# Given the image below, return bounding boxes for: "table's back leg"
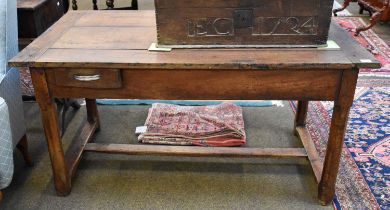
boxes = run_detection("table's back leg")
[318,69,358,205]
[86,99,100,132]
[30,68,71,196]
[294,100,309,127]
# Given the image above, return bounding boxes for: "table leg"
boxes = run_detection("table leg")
[30,68,71,196]
[86,99,100,131]
[295,101,309,126]
[318,70,358,205]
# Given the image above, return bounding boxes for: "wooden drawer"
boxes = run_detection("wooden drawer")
[52,69,122,89]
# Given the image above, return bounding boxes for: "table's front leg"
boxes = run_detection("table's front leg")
[318,69,359,205]
[30,68,71,196]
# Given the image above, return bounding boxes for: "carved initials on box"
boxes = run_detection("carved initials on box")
[188,18,234,37]
[187,16,318,37]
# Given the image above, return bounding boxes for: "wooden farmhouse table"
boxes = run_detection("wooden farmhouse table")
[9,11,380,205]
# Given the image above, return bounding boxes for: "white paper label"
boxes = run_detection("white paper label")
[135,126,147,134]
[360,59,372,63]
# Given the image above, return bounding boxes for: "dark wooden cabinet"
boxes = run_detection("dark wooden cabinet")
[17,0,65,48]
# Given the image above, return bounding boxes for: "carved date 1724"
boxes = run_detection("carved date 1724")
[155,0,334,46]
[188,16,318,37]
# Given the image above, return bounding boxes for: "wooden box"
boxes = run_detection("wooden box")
[154,0,334,47]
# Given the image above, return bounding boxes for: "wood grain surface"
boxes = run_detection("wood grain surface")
[8,11,380,205]
[84,143,308,158]
[9,11,380,70]
[154,0,333,46]
[46,69,342,100]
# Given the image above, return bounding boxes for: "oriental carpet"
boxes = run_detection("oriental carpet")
[334,17,390,77]
[138,103,246,146]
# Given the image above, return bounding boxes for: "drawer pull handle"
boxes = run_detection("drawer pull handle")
[73,74,101,81]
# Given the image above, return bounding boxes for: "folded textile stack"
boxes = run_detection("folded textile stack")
[138,103,246,147]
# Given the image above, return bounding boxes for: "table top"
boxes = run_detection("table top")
[9,11,380,70]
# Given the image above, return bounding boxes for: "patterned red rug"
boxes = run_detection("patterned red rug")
[138,103,246,146]
[290,17,389,209]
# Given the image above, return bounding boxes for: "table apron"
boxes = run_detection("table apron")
[45,68,343,101]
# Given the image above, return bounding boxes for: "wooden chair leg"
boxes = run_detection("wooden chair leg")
[0,190,3,203]
[333,0,352,16]
[358,3,365,14]
[355,10,383,35]
[92,0,98,10]
[16,134,33,167]
[106,0,114,9]
[131,0,138,10]
[72,0,78,10]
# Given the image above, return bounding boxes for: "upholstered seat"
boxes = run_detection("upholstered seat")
[0,0,32,201]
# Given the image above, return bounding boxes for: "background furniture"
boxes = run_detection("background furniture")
[0,98,14,203]
[0,0,33,199]
[17,0,81,136]
[333,0,390,35]
[9,11,380,205]
[17,0,66,49]
[68,0,138,11]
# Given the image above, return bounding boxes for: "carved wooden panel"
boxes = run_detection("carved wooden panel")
[155,0,334,47]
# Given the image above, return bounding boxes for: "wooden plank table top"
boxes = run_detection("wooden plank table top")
[10,11,379,70]
[9,10,381,206]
